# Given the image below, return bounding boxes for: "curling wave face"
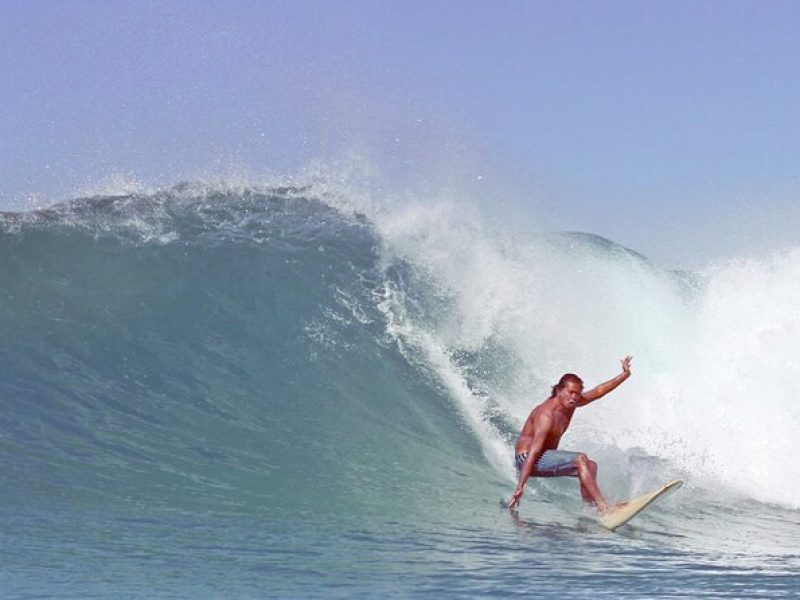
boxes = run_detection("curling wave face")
[1,183,799,521]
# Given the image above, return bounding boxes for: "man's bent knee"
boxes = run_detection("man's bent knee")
[575,454,598,475]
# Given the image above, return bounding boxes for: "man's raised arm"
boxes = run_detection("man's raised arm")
[578,356,633,405]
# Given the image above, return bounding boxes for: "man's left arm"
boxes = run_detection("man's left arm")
[578,355,632,406]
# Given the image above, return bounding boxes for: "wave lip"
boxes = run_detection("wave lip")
[0,182,369,245]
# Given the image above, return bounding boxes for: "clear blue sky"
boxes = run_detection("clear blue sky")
[3,1,800,266]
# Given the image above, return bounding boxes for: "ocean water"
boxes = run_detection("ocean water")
[1,185,799,598]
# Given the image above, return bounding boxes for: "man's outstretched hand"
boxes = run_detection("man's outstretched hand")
[507,487,524,511]
[621,355,633,375]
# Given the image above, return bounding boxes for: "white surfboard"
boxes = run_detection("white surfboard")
[599,479,683,531]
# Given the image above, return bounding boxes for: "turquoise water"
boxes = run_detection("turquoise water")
[2,188,799,597]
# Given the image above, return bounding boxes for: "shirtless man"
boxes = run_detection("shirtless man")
[508,356,633,512]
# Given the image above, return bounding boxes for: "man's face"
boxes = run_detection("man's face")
[559,381,583,409]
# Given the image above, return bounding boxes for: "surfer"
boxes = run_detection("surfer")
[508,356,633,513]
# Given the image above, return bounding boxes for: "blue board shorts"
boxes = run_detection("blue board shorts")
[515,450,581,477]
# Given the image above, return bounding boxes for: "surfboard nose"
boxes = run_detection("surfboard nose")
[599,479,684,531]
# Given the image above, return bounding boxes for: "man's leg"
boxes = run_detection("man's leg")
[578,456,598,503]
[535,450,610,513]
[575,453,608,512]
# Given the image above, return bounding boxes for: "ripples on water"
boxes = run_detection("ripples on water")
[4,485,799,598]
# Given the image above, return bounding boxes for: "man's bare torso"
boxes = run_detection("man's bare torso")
[514,396,575,454]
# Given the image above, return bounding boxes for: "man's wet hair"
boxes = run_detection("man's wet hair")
[552,373,584,397]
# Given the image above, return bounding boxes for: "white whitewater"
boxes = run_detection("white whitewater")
[375,200,800,510]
